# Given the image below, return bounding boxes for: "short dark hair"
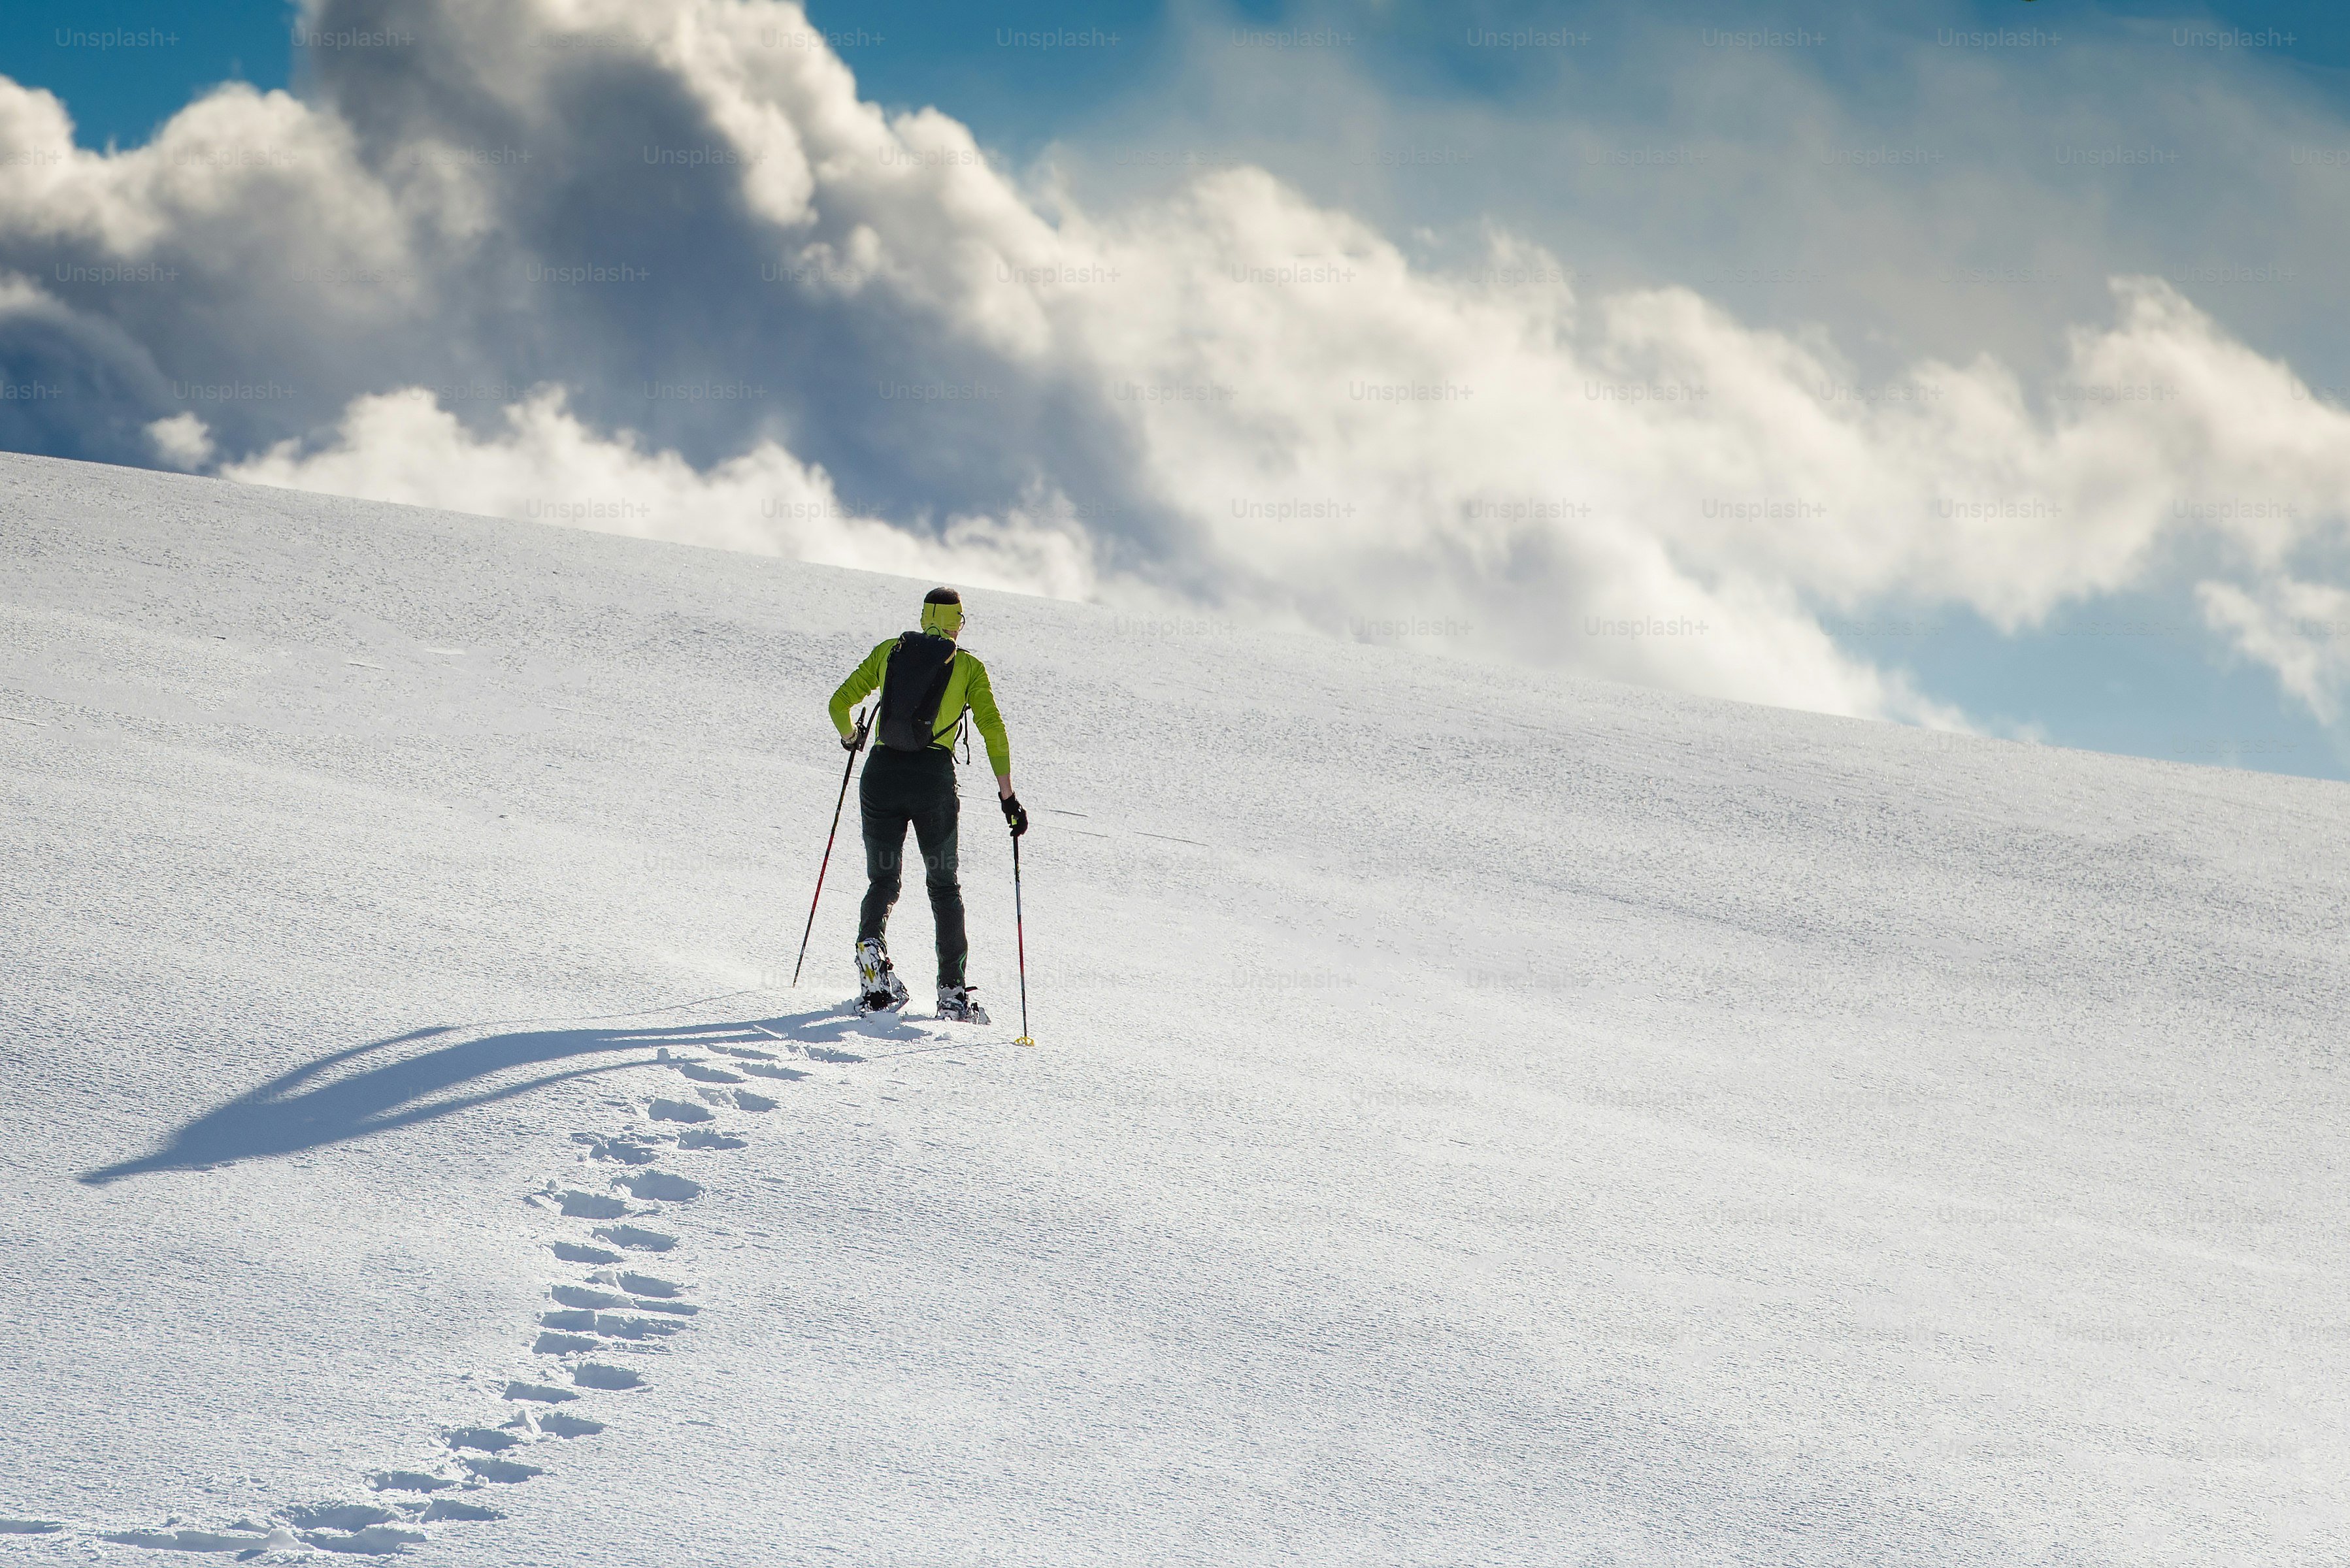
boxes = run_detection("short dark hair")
[923,586,961,605]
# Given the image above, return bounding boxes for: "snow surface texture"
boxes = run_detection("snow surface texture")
[2,450,2347,1565]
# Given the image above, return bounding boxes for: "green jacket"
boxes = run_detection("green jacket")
[830,636,1011,774]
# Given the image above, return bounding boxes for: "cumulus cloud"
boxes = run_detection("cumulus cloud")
[145,412,213,470]
[224,385,1099,597]
[3,0,2350,728]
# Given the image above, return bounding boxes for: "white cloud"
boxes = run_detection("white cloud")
[4,0,2350,732]
[225,386,1099,598]
[2197,577,2350,725]
[145,412,212,470]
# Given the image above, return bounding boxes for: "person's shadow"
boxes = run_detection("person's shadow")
[80,1003,926,1186]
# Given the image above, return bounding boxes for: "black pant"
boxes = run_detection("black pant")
[857,746,965,986]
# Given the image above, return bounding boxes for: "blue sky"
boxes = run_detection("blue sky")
[7,0,2350,779]
[22,0,2349,158]
[1,0,293,148]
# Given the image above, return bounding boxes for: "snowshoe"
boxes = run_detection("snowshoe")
[936,983,989,1024]
[855,938,908,1014]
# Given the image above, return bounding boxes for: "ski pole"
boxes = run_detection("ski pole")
[791,707,868,987]
[1012,827,1033,1046]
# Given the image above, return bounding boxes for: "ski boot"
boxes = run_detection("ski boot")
[936,982,989,1024]
[855,938,909,1015]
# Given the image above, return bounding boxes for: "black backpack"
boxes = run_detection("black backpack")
[875,631,959,753]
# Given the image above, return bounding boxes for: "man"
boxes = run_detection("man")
[829,586,1027,1021]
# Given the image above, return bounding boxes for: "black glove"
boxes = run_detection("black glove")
[1001,794,1029,838]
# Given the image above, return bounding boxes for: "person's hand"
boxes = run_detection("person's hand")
[1001,794,1029,838]
[840,730,861,751]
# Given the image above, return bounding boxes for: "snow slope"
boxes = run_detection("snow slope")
[3,450,2347,1565]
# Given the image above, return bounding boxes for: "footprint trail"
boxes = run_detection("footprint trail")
[41,1003,975,1556]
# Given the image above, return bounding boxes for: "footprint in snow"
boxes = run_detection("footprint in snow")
[539,1309,687,1340]
[277,1504,442,1561]
[284,1503,402,1533]
[672,1061,745,1084]
[733,1060,808,1081]
[421,1499,503,1522]
[572,1132,663,1164]
[101,1525,311,1554]
[0,1520,63,1535]
[505,1380,580,1403]
[678,1128,748,1149]
[551,1241,623,1265]
[461,1458,542,1484]
[550,1188,630,1218]
[310,1522,431,1550]
[550,1283,634,1310]
[571,1362,646,1390]
[443,1428,525,1454]
[668,1085,778,1113]
[609,1269,686,1298]
[555,1282,699,1317]
[592,1224,677,1251]
[533,1413,606,1439]
[613,1169,701,1201]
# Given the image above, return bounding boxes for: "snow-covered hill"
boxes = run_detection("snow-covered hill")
[3,452,2345,1565]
